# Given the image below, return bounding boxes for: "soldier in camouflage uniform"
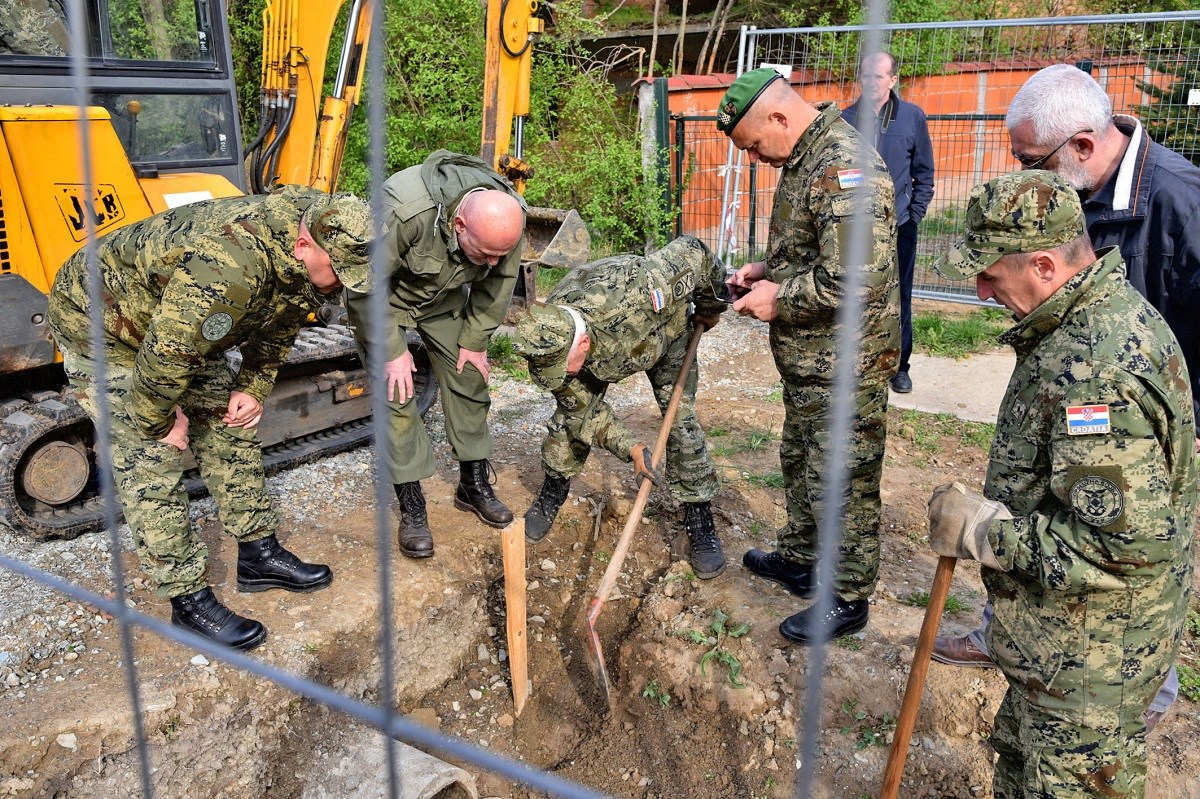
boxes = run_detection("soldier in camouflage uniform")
[927,170,1196,798]
[0,0,68,56]
[512,236,728,577]
[346,150,526,559]
[48,188,375,651]
[716,68,899,643]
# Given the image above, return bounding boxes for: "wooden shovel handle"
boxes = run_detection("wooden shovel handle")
[880,556,957,798]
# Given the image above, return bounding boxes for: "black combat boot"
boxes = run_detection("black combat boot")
[170,587,267,651]
[742,549,817,598]
[778,597,869,645]
[237,534,333,593]
[683,502,726,579]
[395,482,434,558]
[524,475,570,543]
[454,459,513,528]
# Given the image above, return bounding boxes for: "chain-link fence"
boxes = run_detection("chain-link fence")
[665,11,1200,301]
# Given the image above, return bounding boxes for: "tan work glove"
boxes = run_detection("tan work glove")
[927,482,1011,571]
[630,443,662,487]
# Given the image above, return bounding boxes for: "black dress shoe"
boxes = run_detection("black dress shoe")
[890,371,913,393]
[742,549,816,597]
[237,534,333,593]
[778,597,869,645]
[170,587,267,651]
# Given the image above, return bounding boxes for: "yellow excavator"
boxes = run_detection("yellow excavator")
[0,0,587,540]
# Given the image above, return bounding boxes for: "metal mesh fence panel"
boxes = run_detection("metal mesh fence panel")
[670,11,1200,301]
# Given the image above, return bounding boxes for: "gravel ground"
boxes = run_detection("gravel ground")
[0,313,767,700]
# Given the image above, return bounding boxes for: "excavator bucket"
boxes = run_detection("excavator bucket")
[523,207,590,270]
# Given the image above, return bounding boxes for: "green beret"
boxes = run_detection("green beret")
[938,170,1086,280]
[716,68,784,134]
[302,194,375,292]
[513,304,576,392]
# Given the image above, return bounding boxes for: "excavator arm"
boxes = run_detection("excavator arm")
[247,0,372,193]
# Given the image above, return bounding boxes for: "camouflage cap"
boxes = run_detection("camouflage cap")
[302,194,375,292]
[716,68,784,135]
[513,304,577,392]
[938,170,1085,280]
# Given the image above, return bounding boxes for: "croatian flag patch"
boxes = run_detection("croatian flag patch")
[836,169,864,189]
[650,287,666,312]
[1066,404,1111,435]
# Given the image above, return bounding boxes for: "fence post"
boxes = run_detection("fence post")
[654,77,673,245]
[674,115,686,238]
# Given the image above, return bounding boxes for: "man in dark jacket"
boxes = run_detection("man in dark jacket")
[934,63,1200,732]
[842,51,935,394]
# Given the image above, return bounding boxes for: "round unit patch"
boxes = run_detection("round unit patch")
[201,312,234,342]
[1068,475,1124,527]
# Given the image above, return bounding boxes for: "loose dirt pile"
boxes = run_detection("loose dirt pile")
[1,312,1196,798]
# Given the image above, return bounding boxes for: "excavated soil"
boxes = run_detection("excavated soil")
[1,313,1197,799]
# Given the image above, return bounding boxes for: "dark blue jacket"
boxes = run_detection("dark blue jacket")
[1083,116,1200,420]
[842,90,935,227]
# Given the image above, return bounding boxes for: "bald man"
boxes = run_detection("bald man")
[718,69,898,644]
[346,150,526,558]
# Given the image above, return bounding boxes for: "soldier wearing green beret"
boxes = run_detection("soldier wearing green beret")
[927,170,1196,798]
[345,151,526,559]
[513,237,728,577]
[717,68,900,643]
[48,188,375,650]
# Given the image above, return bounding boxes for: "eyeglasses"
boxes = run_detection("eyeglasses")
[1013,129,1092,170]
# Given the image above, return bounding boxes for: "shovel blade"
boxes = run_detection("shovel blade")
[585,598,612,708]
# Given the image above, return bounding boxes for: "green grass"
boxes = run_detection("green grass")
[746,471,786,489]
[711,427,780,458]
[913,307,1010,358]
[1179,664,1199,703]
[906,591,970,614]
[535,266,569,297]
[487,334,529,380]
[765,382,784,403]
[895,409,996,454]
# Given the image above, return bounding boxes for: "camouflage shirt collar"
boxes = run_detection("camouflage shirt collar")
[999,246,1126,352]
[785,102,842,170]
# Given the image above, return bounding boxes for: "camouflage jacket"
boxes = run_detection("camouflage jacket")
[765,102,899,384]
[345,151,525,359]
[983,246,1197,722]
[49,187,329,440]
[543,237,725,462]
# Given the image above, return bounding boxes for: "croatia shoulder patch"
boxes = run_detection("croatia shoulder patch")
[836,169,864,189]
[1065,403,1110,435]
[650,287,666,312]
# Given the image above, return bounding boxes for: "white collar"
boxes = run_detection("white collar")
[557,305,586,360]
[1111,115,1142,213]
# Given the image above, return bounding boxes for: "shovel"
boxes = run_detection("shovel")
[585,324,705,707]
[880,556,957,798]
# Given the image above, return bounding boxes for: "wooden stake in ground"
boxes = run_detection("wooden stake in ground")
[880,556,957,798]
[501,518,529,716]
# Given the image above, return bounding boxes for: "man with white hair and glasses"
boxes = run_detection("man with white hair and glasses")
[933,63,1200,734]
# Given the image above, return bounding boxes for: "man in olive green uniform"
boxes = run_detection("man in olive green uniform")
[48,188,374,651]
[717,68,899,643]
[928,170,1196,799]
[512,236,727,577]
[346,150,526,558]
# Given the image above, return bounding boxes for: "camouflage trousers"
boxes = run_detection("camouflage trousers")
[542,327,719,504]
[374,309,494,485]
[991,686,1149,799]
[62,351,276,598]
[774,379,888,601]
